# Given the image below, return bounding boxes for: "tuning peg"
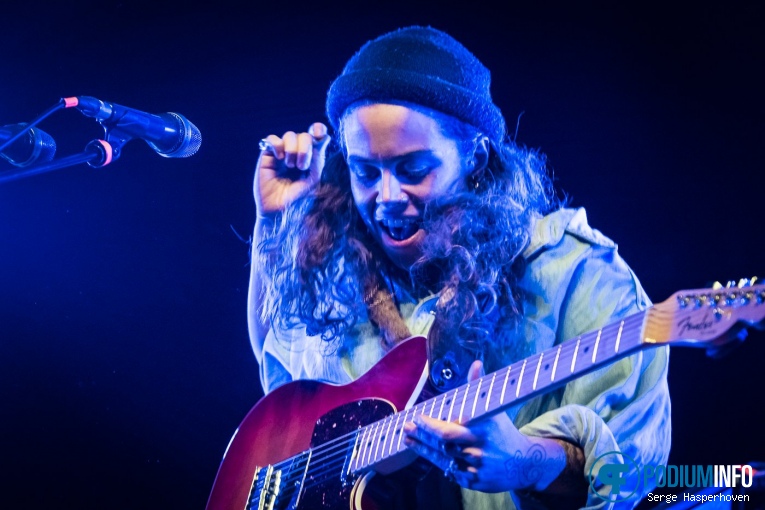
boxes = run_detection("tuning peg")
[725,280,737,288]
[738,278,752,288]
[712,281,724,290]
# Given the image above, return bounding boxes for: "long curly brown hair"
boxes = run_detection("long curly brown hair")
[260,106,560,371]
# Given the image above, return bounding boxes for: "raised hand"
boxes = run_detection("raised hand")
[254,122,330,219]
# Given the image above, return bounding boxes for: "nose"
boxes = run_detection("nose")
[376,169,406,204]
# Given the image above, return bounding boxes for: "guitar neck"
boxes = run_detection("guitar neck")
[349,282,765,473]
[350,310,649,473]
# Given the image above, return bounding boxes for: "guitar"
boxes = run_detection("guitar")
[206,281,764,510]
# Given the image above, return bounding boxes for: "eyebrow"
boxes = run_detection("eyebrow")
[346,150,437,167]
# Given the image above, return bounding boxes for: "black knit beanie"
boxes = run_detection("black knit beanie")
[326,26,507,143]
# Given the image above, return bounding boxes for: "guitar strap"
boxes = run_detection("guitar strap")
[364,274,412,348]
[426,291,481,392]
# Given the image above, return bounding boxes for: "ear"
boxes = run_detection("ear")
[467,136,490,183]
[471,136,489,170]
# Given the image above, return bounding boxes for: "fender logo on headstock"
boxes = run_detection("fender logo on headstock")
[677,313,716,335]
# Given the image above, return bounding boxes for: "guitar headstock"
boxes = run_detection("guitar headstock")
[644,278,764,353]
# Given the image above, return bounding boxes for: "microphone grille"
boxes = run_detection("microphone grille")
[34,127,57,164]
[152,112,202,158]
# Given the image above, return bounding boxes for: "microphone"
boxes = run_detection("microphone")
[66,96,201,158]
[0,123,57,167]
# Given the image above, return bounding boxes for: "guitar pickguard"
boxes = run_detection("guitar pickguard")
[301,399,395,509]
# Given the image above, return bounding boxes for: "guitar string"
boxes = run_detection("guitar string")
[292,300,749,494]
[266,313,649,493]
[292,314,651,492]
[295,300,724,487]
[269,313,648,493]
[260,313,650,496]
[270,312,649,476]
[248,294,751,505]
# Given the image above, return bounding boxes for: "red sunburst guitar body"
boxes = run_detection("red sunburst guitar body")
[206,337,430,510]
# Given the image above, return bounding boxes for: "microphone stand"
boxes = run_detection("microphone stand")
[0,139,115,185]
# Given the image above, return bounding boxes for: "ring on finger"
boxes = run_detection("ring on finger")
[444,459,458,482]
[258,139,274,153]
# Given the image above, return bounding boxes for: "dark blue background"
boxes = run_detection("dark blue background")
[1,1,762,508]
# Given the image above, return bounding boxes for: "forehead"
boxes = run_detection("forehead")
[342,103,449,159]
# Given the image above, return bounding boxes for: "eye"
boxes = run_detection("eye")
[349,163,379,183]
[397,160,433,181]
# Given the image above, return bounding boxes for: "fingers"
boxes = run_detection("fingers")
[308,122,331,179]
[308,121,328,141]
[404,415,481,464]
[467,360,485,382]
[404,415,485,489]
[259,123,331,172]
[254,123,331,217]
[410,415,480,448]
[260,134,284,159]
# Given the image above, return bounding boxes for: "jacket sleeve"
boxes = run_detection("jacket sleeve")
[514,225,671,509]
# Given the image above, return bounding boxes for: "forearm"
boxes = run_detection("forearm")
[247,217,275,359]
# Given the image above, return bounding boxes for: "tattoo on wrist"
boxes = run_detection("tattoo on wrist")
[504,443,546,489]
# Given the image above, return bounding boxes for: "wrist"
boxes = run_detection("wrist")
[523,436,568,492]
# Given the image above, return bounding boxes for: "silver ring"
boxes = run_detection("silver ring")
[258,139,274,153]
[444,459,458,481]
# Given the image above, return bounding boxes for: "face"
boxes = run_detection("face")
[342,103,472,269]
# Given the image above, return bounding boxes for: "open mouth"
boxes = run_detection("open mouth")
[379,217,420,241]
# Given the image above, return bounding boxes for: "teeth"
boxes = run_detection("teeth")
[380,217,415,228]
[379,217,419,241]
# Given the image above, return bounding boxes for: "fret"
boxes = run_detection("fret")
[470,378,483,418]
[349,433,361,477]
[571,338,581,373]
[533,352,544,391]
[516,359,527,398]
[396,408,409,451]
[366,420,380,465]
[428,395,437,417]
[438,392,447,420]
[500,366,511,404]
[614,320,624,352]
[485,372,496,412]
[447,387,459,422]
[389,412,402,456]
[388,413,406,455]
[355,426,369,471]
[458,383,470,423]
[551,344,561,382]
[377,416,393,461]
[592,329,602,363]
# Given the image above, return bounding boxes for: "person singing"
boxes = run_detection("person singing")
[248,25,671,509]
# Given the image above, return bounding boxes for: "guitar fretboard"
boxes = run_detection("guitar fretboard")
[349,311,647,473]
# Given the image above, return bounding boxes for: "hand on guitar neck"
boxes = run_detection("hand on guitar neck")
[404,360,586,497]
